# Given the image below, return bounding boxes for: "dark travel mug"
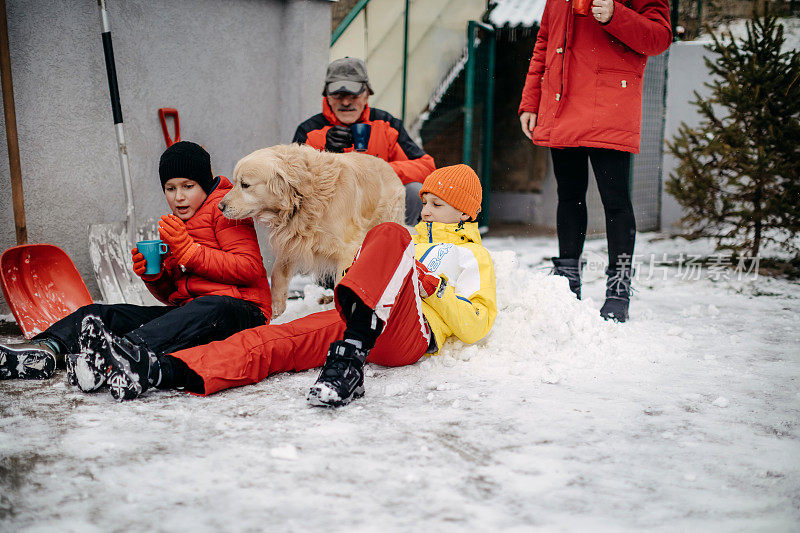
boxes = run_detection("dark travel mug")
[350,123,371,152]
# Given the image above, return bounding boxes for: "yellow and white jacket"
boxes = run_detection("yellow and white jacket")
[413,220,497,354]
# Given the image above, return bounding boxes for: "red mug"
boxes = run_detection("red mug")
[573,0,592,16]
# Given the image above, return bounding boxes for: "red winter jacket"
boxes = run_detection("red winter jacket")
[143,177,272,318]
[292,99,436,185]
[518,0,671,153]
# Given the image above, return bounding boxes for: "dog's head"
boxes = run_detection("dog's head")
[219,145,310,226]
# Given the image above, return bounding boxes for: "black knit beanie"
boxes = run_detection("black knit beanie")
[158,141,215,194]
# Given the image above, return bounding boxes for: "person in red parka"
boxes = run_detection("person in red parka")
[519,0,671,322]
[293,57,436,225]
[0,142,271,397]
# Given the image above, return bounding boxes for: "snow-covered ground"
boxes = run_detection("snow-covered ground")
[1,233,798,531]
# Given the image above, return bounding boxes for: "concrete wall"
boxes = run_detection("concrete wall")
[0,0,331,309]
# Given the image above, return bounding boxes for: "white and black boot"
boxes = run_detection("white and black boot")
[600,267,633,323]
[66,315,114,391]
[0,339,57,379]
[307,340,368,408]
[74,315,161,400]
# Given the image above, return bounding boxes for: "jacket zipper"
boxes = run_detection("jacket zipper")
[557,5,570,112]
[427,222,433,243]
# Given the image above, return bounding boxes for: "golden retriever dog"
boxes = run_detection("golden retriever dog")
[218,143,405,318]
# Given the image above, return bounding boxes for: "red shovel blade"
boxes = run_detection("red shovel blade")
[0,244,93,339]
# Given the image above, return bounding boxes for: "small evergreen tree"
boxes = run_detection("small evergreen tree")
[666,4,800,258]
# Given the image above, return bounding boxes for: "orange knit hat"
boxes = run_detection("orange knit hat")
[419,164,483,220]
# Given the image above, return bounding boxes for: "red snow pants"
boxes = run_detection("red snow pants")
[169,222,432,395]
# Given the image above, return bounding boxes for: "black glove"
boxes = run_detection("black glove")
[324,125,353,153]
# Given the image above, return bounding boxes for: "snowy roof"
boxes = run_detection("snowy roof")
[488,0,547,28]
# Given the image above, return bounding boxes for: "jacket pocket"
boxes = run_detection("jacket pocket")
[534,67,552,131]
[591,69,642,133]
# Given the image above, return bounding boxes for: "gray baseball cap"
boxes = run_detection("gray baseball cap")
[323,57,374,96]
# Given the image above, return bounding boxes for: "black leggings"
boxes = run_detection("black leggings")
[550,147,636,269]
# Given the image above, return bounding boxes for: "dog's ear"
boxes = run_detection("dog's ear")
[268,158,303,216]
[285,179,303,218]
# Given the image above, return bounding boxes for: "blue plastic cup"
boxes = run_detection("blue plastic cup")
[137,239,169,275]
[350,123,371,152]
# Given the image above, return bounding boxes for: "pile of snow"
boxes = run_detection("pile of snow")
[427,249,623,382]
[275,244,637,399]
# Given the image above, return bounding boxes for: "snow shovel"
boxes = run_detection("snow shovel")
[1,245,93,339]
[88,0,160,306]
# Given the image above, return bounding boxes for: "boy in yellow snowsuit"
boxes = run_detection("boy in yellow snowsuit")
[411,164,497,355]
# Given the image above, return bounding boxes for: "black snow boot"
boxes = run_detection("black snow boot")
[76,315,161,400]
[600,267,633,323]
[551,257,584,300]
[0,339,57,379]
[307,340,368,408]
[105,337,161,402]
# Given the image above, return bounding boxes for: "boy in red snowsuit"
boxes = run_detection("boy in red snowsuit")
[0,142,271,397]
[72,164,497,407]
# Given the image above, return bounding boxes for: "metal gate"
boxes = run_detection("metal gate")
[632,50,669,232]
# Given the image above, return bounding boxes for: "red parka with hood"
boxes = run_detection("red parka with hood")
[518,0,672,153]
[293,99,436,185]
[143,177,272,318]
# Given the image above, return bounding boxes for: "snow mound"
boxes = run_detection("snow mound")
[429,249,624,385]
[280,249,624,387]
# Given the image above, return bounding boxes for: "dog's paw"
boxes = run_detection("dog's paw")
[271,298,287,319]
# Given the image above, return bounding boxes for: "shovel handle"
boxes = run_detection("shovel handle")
[101,31,123,125]
[158,108,180,147]
[0,0,27,245]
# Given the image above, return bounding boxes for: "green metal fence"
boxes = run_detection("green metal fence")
[462,21,496,228]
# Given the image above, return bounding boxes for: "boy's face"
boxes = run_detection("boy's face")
[420,193,470,224]
[164,177,207,221]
